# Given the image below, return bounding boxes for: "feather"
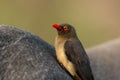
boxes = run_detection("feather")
[64,39,94,80]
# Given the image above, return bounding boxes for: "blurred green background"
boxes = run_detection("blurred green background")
[0,0,120,48]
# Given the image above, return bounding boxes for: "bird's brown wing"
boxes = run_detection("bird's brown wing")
[64,40,94,80]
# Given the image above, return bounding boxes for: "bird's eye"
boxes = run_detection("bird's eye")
[63,26,69,31]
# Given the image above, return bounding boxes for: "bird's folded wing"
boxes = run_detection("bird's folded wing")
[64,40,94,80]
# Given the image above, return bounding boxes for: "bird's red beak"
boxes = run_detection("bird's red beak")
[52,24,62,31]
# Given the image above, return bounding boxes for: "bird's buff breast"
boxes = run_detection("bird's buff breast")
[55,37,76,76]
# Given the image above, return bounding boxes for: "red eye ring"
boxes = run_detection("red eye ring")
[63,26,68,31]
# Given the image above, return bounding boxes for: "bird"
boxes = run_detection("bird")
[52,23,94,80]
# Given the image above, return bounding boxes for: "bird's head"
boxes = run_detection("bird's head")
[52,23,77,38]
